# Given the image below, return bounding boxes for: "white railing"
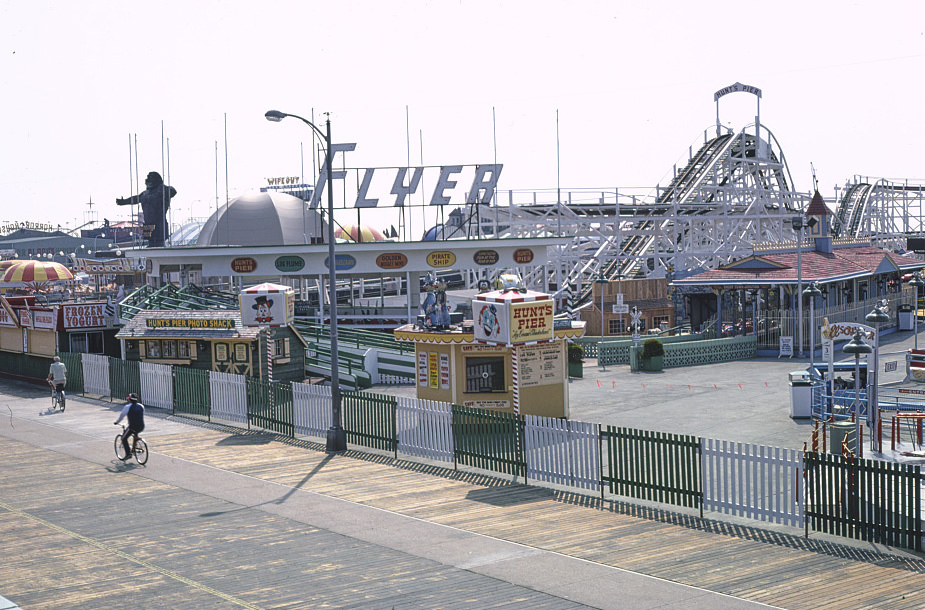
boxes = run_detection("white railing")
[701,438,804,527]
[209,371,247,424]
[292,382,332,437]
[81,353,110,397]
[139,361,173,409]
[524,416,600,491]
[396,396,454,463]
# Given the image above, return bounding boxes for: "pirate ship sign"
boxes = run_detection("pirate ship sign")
[240,282,295,328]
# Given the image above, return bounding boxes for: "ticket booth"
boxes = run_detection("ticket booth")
[0,296,58,357]
[394,288,585,418]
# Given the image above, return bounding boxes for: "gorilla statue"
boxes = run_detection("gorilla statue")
[116,171,177,247]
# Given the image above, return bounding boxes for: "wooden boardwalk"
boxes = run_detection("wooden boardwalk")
[155,425,925,609]
[1,401,925,608]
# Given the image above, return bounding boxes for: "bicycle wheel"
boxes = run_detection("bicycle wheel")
[133,438,148,465]
[59,393,65,412]
[114,433,128,461]
[51,393,57,410]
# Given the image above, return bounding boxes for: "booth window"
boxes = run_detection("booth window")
[69,331,103,354]
[159,340,176,359]
[274,338,290,359]
[465,356,505,393]
[608,319,623,335]
[144,339,189,360]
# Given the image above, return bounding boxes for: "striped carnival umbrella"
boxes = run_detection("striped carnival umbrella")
[334,224,385,243]
[2,260,73,283]
[0,259,28,274]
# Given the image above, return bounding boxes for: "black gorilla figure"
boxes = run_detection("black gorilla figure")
[116,171,177,247]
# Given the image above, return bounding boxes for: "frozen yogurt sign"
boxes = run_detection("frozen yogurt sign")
[62,303,107,329]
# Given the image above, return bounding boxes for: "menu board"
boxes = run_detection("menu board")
[517,344,563,387]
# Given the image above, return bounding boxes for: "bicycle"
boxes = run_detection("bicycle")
[114,424,148,465]
[48,381,65,412]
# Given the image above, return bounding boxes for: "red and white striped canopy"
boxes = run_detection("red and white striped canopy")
[2,260,73,283]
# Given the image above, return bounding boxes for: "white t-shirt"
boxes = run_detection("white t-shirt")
[49,361,67,382]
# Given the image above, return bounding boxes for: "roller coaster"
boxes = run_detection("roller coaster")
[834,178,925,239]
[474,122,808,302]
[463,118,925,307]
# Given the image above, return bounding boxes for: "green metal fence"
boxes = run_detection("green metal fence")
[246,377,294,436]
[3,348,924,551]
[109,358,140,401]
[173,366,210,418]
[804,451,923,551]
[602,426,702,511]
[452,405,525,477]
[341,390,396,453]
[0,351,55,383]
[58,352,84,394]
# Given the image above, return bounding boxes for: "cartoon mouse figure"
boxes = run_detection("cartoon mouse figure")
[253,295,274,324]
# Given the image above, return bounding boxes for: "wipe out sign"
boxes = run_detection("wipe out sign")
[472,290,554,345]
[240,282,295,327]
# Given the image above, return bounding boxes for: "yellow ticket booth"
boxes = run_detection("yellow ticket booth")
[394,289,585,418]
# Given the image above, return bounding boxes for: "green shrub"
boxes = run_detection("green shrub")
[641,338,664,358]
[567,343,584,363]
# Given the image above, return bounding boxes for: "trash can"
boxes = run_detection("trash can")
[898,304,914,331]
[789,370,813,418]
[830,420,857,455]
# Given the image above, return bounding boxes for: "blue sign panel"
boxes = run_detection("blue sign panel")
[324,253,357,271]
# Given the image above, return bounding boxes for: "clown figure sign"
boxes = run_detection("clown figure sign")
[240,283,295,327]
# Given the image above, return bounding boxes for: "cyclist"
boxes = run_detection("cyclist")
[47,356,67,403]
[114,393,145,460]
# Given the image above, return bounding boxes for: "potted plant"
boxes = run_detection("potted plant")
[639,338,664,371]
[567,343,584,378]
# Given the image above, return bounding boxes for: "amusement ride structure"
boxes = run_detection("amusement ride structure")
[461,87,925,307]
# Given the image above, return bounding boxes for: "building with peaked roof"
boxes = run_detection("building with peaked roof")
[672,191,925,354]
[116,309,307,383]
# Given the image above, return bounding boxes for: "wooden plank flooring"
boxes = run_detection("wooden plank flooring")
[2,408,925,609]
[141,425,925,610]
[0,434,595,610]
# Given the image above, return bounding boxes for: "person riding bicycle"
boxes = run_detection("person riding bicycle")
[47,356,67,398]
[114,393,145,460]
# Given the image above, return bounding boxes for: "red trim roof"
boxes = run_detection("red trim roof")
[674,245,924,286]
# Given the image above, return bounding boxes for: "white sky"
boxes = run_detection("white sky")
[2,0,924,235]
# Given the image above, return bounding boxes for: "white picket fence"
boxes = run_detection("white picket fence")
[81,353,110,397]
[396,396,454,463]
[292,382,333,437]
[701,438,804,528]
[524,416,600,491]
[209,371,248,424]
[64,351,814,533]
[139,361,174,409]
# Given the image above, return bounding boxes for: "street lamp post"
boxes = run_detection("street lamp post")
[803,282,823,405]
[595,269,607,339]
[865,303,890,451]
[265,109,346,453]
[842,329,872,454]
[909,273,925,350]
[793,216,804,357]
